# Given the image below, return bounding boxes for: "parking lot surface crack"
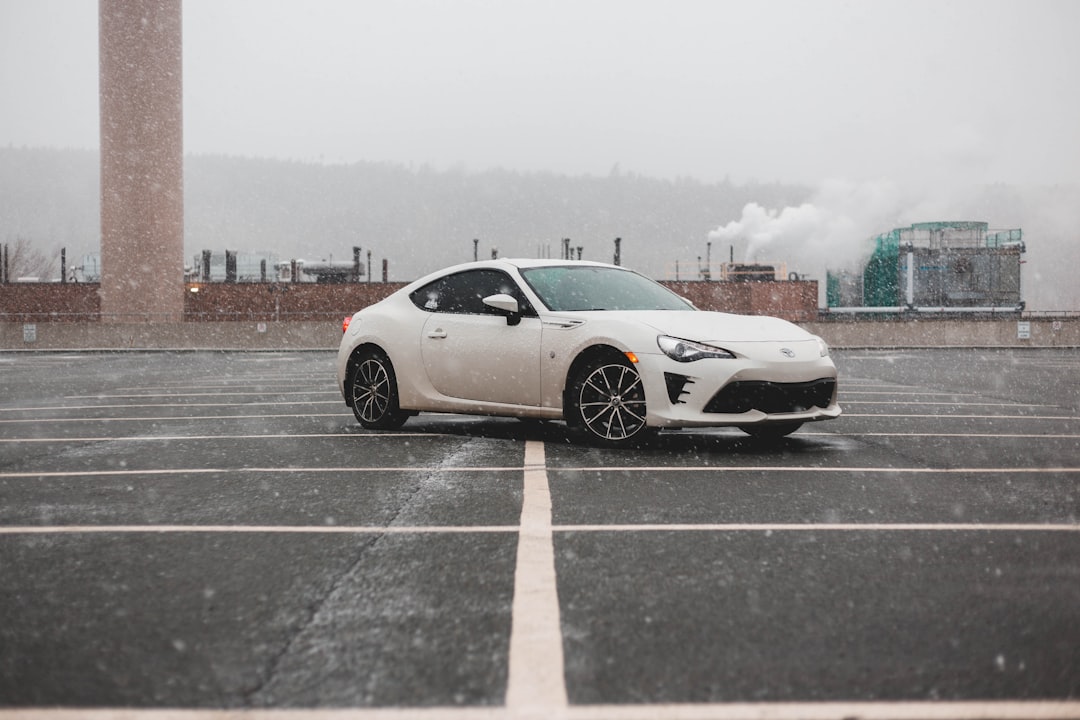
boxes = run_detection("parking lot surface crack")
[239,436,488,706]
[239,532,381,706]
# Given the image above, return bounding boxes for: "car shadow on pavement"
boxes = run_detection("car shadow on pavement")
[352,413,839,458]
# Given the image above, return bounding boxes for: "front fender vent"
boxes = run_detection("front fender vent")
[664,372,695,405]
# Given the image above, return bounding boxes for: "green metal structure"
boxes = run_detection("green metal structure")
[827,221,1025,310]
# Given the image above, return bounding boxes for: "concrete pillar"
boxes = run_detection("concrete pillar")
[99,0,184,322]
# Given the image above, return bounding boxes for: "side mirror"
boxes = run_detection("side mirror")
[483,293,522,325]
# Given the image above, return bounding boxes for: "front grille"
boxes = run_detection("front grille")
[704,378,836,414]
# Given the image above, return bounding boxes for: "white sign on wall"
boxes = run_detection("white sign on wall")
[23,324,36,343]
[1017,321,1031,340]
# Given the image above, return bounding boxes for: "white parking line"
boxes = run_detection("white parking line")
[506,439,568,713]
[0,525,517,535]
[2,466,1078,480]
[840,400,1053,407]
[549,466,1080,474]
[841,413,1078,420]
[2,523,1076,536]
[842,390,983,396]
[552,523,1080,533]
[0,400,341,412]
[4,429,1080,444]
[803,431,1080,439]
[0,433,443,443]
[64,391,340,399]
[0,467,525,479]
[1,695,1078,719]
[0,413,350,424]
[110,382,335,392]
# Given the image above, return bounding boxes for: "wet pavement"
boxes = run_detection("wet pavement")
[1,348,1078,718]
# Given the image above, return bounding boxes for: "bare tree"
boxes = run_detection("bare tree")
[3,237,58,281]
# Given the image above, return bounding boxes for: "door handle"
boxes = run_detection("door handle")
[427,329,447,339]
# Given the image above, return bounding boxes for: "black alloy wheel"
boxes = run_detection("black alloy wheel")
[571,355,649,446]
[350,348,409,429]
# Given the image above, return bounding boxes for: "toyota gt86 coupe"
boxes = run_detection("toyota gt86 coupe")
[337,259,840,445]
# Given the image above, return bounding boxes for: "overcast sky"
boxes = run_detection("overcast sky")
[2,0,1078,187]
[3,0,1080,308]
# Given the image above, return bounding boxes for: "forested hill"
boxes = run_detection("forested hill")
[1,145,809,281]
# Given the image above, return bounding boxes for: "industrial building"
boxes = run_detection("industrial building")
[827,221,1025,313]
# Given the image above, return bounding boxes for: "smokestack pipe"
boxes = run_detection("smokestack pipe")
[225,250,237,283]
[367,250,372,283]
[61,247,67,283]
[202,249,211,282]
[352,246,361,283]
[382,258,388,283]
[473,238,479,262]
[614,237,621,266]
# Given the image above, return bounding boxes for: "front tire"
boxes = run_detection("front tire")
[569,355,649,446]
[349,348,409,430]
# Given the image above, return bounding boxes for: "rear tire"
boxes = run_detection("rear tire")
[568,354,649,446]
[349,348,409,430]
[739,422,803,439]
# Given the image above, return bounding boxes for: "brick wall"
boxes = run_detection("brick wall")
[0,283,102,321]
[183,282,408,322]
[1,279,817,322]
[665,280,819,321]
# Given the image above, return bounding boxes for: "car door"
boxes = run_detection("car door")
[416,269,542,406]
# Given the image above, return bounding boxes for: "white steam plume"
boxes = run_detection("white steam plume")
[708,179,1080,311]
[708,179,908,301]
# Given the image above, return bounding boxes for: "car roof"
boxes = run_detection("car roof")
[500,257,621,270]
[401,258,631,293]
[433,257,621,275]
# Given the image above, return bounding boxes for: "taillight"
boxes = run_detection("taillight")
[342,316,352,333]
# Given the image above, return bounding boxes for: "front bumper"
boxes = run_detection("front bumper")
[635,348,841,429]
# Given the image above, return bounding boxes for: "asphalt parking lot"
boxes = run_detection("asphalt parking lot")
[1,348,1078,719]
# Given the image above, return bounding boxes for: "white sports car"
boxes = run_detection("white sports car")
[336,259,840,445]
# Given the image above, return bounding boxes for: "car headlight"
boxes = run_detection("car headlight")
[815,336,830,357]
[657,335,736,362]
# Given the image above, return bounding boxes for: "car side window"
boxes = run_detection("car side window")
[409,269,534,316]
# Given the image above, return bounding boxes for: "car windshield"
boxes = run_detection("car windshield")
[521,265,693,312]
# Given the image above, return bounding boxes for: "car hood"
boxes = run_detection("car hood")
[574,310,816,344]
